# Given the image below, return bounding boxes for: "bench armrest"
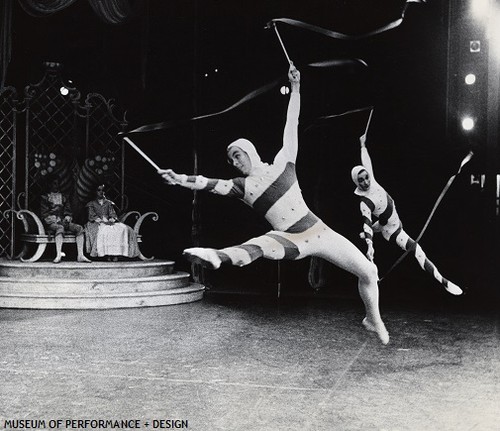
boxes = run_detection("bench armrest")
[4,209,46,236]
[118,211,159,235]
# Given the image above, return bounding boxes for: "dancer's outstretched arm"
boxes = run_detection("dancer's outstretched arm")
[158,168,243,197]
[274,64,301,165]
[360,134,375,178]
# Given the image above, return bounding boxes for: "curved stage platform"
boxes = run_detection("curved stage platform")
[0,258,204,309]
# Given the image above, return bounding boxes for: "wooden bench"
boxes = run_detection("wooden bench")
[6,209,159,263]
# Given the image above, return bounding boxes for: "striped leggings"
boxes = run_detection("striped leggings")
[210,221,378,287]
[384,223,459,291]
[215,223,324,267]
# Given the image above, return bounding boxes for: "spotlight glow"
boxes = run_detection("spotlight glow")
[487,9,500,61]
[471,0,490,19]
[59,86,69,96]
[462,117,475,131]
[465,73,476,85]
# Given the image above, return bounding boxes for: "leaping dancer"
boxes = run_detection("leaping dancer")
[158,64,390,345]
[351,131,463,296]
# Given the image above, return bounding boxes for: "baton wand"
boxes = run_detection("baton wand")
[123,137,161,171]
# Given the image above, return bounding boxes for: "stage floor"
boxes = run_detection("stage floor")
[0,293,498,430]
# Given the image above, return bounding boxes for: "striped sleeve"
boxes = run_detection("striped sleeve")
[180,175,245,198]
[360,197,374,243]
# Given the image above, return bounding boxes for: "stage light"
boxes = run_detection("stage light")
[461,117,475,131]
[59,86,69,96]
[280,86,290,95]
[465,73,476,84]
[471,0,490,20]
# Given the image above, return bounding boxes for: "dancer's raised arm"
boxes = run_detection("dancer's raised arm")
[274,64,300,165]
[360,134,374,178]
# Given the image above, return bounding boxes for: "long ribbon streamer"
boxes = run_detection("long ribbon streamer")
[124,1,424,136]
[126,58,366,136]
[308,58,367,68]
[126,76,283,134]
[379,150,474,282]
[268,17,403,41]
[303,105,374,133]
[267,1,424,41]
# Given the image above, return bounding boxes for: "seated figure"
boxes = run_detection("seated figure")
[40,174,91,263]
[85,184,140,261]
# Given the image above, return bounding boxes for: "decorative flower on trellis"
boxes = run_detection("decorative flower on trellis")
[88,154,116,176]
[32,152,74,194]
[33,152,59,176]
[75,153,116,203]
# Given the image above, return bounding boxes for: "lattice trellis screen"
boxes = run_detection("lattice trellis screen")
[0,63,129,258]
[22,62,128,223]
[0,86,17,258]
[24,63,82,212]
[84,93,127,211]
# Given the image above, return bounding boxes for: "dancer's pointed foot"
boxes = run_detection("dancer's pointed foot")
[183,247,221,270]
[362,317,390,345]
[78,256,92,263]
[53,256,62,264]
[444,281,463,296]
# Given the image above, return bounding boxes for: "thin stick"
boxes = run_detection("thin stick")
[272,23,293,65]
[364,108,374,136]
[123,137,161,171]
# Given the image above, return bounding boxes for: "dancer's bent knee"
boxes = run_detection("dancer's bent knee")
[359,260,379,285]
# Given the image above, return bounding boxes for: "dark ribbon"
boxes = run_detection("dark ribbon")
[267,1,425,41]
[128,0,422,137]
[268,17,403,42]
[125,0,425,134]
[303,105,373,133]
[127,58,369,136]
[124,0,425,135]
[126,76,283,134]
[379,150,474,282]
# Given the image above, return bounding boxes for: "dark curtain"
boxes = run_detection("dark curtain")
[17,0,78,16]
[0,0,143,90]
[0,0,13,90]
[88,0,142,25]
[17,0,140,23]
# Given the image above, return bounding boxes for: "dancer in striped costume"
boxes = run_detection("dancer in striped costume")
[159,65,390,344]
[351,134,463,296]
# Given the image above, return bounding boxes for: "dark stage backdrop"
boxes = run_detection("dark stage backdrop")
[5,0,497,305]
